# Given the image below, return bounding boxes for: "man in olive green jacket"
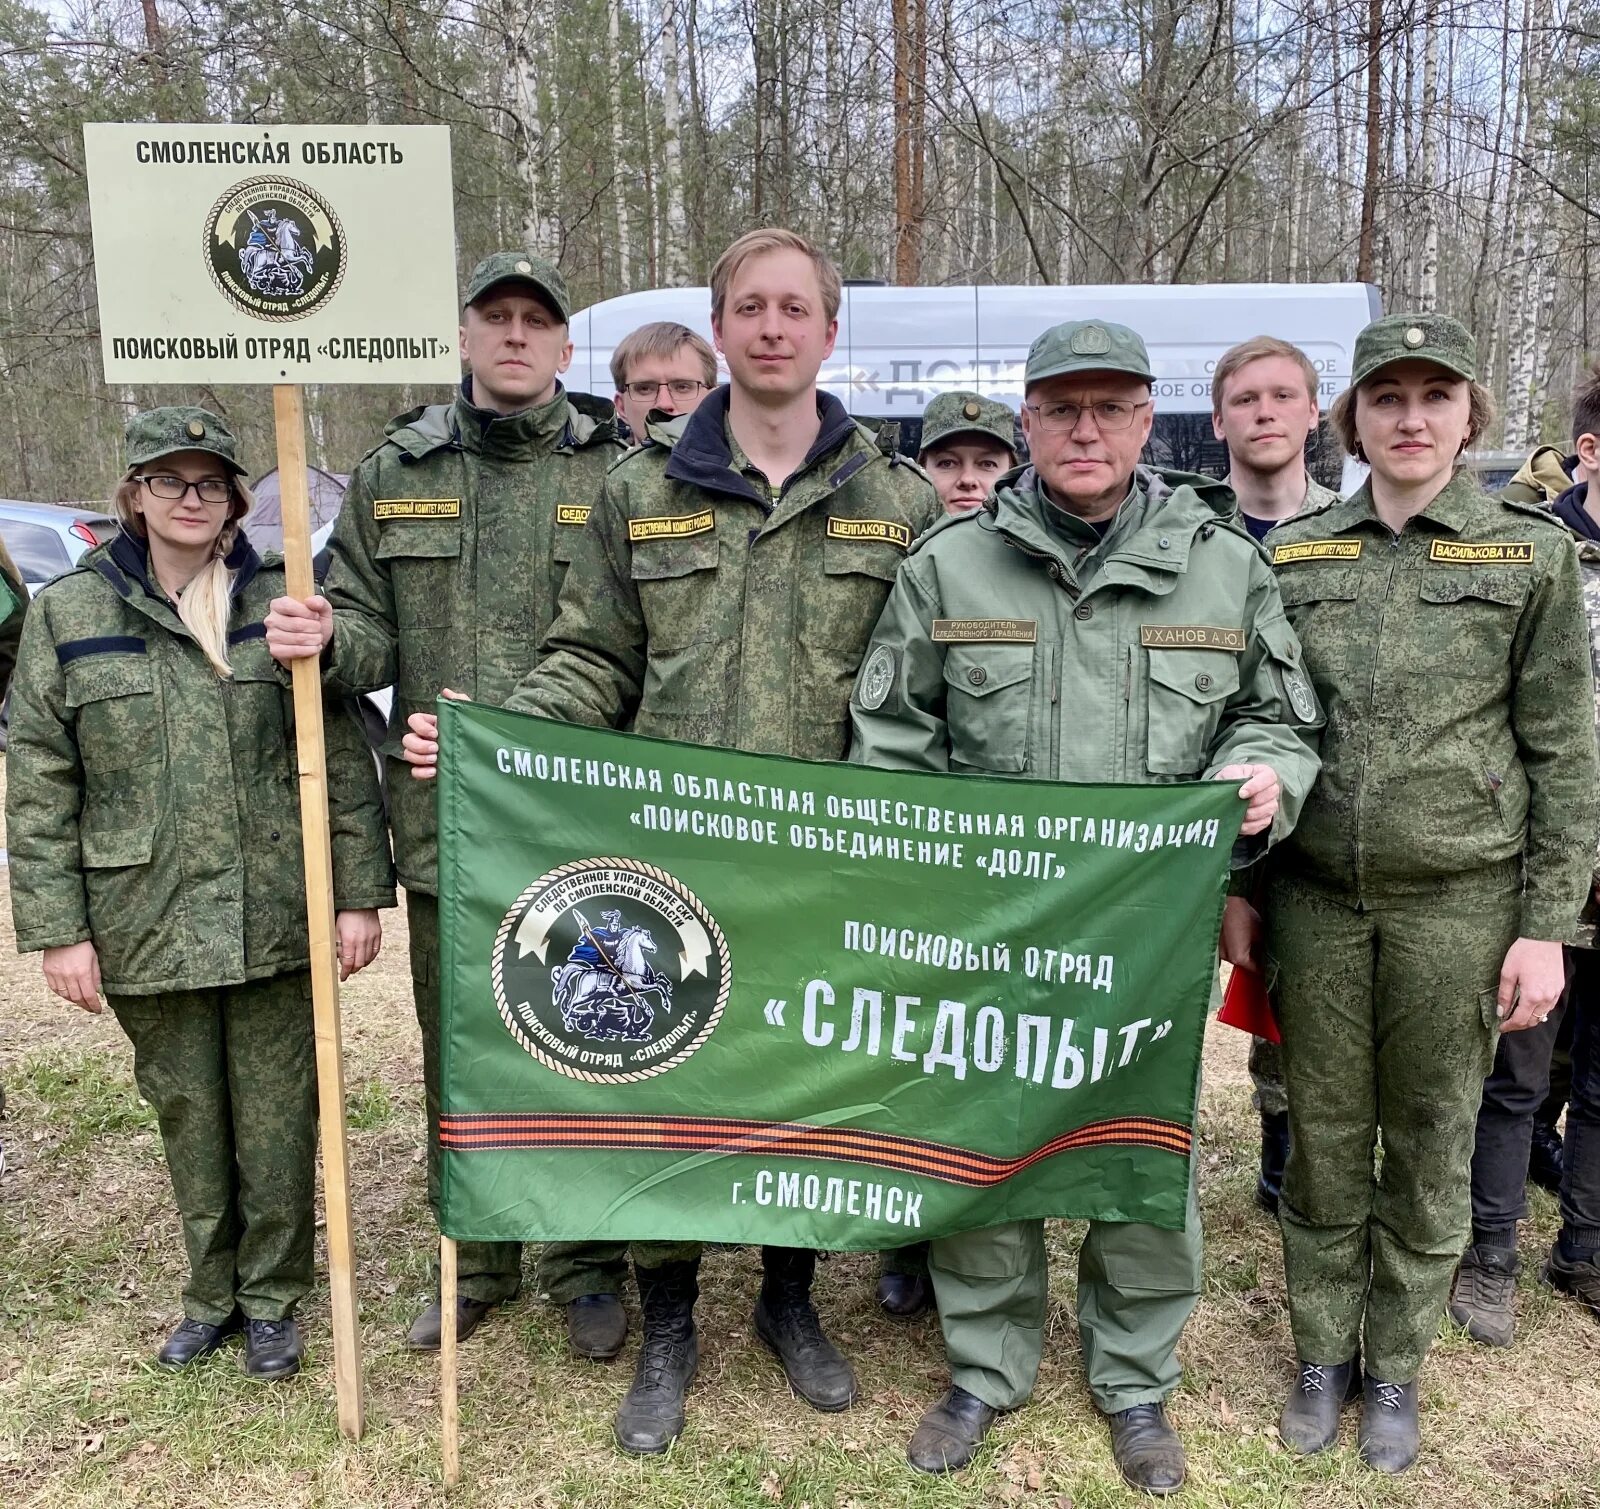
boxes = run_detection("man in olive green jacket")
[849,319,1321,1495]
[264,252,623,1350]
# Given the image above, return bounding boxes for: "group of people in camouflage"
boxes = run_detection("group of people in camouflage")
[6,226,1600,1493]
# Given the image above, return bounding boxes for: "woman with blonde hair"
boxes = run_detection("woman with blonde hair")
[1260,316,1597,1471]
[6,407,394,1378]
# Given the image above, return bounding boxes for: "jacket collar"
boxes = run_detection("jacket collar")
[451,378,575,459]
[662,386,865,505]
[1319,469,1483,535]
[95,528,263,633]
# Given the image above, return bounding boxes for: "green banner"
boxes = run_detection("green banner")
[437,701,1241,1247]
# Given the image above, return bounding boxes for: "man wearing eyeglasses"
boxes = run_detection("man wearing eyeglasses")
[610,322,718,443]
[848,319,1320,1494]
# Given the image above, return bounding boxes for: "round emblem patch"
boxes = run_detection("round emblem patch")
[962,399,982,420]
[1402,325,1426,349]
[205,175,347,322]
[1071,323,1112,356]
[491,857,731,1083]
[859,645,896,710]
[1285,669,1318,723]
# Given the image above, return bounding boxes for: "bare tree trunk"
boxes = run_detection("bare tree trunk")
[1329,0,1350,267]
[659,0,689,283]
[1356,0,1381,283]
[608,0,632,288]
[893,0,915,281]
[1502,0,1548,446]
[1417,0,1439,308]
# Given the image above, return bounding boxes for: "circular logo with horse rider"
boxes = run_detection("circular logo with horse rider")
[204,175,346,321]
[490,857,732,1083]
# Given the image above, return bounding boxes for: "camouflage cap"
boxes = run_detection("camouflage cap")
[124,407,245,476]
[462,251,570,322]
[1353,312,1477,385]
[919,391,1018,456]
[1025,319,1154,388]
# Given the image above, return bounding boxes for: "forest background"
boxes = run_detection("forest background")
[0,0,1597,502]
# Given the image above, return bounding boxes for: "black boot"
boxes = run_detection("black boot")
[1256,1111,1290,1215]
[157,1312,241,1368]
[614,1261,699,1455]
[565,1293,627,1360]
[242,1317,304,1379]
[906,1386,999,1473]
[753,1247,857,1411]
[1529,1121,1565,1195]
[876,1271,932,1318]
[1278,1356,1360,1454]
[1105,1403,1186,1495]
[1357,1375,1420,1474]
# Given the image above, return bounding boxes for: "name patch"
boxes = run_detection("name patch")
[1272,539,1363,564]
[556,505,591,526]
[827,516,912,549]
[628,510,715,542]
[1140,625,1247,652]
[1428,540,1534,564]
[931,619,1038,644]
[374,498,460,520]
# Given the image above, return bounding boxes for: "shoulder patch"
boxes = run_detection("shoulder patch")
[858,644,897,710]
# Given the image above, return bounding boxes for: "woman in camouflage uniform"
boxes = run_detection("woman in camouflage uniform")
[5,408,394,1379]
[1262,315,1597,1473]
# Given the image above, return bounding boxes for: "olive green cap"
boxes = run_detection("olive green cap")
[1024,319,1154,388]
[1353,312,1477,385]
[462,251,569,321]
[124,406,245,475]
[919,391,1018,456]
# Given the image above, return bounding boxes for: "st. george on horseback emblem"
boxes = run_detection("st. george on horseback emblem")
[205,175,346,321]
[491,858,732,1082]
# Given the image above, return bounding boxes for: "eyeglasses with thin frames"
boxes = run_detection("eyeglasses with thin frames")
[624,379,709,402]
[1023,399,1150,433]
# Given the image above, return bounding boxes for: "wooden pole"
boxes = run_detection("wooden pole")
[441,1236,460,1488]
[272,384,365,1440]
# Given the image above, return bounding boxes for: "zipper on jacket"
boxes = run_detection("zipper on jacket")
[1355,530,1402,889]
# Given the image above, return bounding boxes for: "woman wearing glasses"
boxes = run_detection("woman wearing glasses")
[5,407,394,1380]
[1262,315,1597,1472]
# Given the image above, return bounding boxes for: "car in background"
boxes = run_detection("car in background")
[0,500,119,590]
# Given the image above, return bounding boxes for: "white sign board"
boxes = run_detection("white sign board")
[84,123,460,386]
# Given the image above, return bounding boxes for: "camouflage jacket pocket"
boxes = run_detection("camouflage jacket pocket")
[1145,647,1239,775]
[63,649,158,775]
[374,522,461,630]
[630,530,720,651]
[1416,573,1526,675]
[944,644,1033,774]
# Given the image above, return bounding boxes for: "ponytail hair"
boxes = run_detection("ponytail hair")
[113,472,256,678]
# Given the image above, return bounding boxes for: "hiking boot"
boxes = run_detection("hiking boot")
[614,1260,699,1455]
[752,1247,857,1412]
[877,1270,932,1319]
[1278,1355,1360,1453]
[1545,1240,1600,1321]
[566,1293,627,1360]
[1358,1375,1419,1473]
[1448,1244,1518,1347]
[1105,1403,1186,1496]
[1256,1110,1290,1215]
[906,1386,999,1473]
[405,1294,496,1352]
[241,1317,304,1379]
[1528,1121,1565,1195]
[157,1312,241,1368]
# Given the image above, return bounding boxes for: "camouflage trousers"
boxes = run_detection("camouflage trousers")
[538,1238,708,1303]
[1268,874,1513,1383]
[408,891,522,1304]
[110,972,316,1324]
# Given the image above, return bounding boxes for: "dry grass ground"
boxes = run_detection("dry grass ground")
[2,763,1598,1509]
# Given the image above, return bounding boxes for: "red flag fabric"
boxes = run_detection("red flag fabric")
[1219,966,1280,1044]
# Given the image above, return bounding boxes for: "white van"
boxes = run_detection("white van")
[567,281,1381,492]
